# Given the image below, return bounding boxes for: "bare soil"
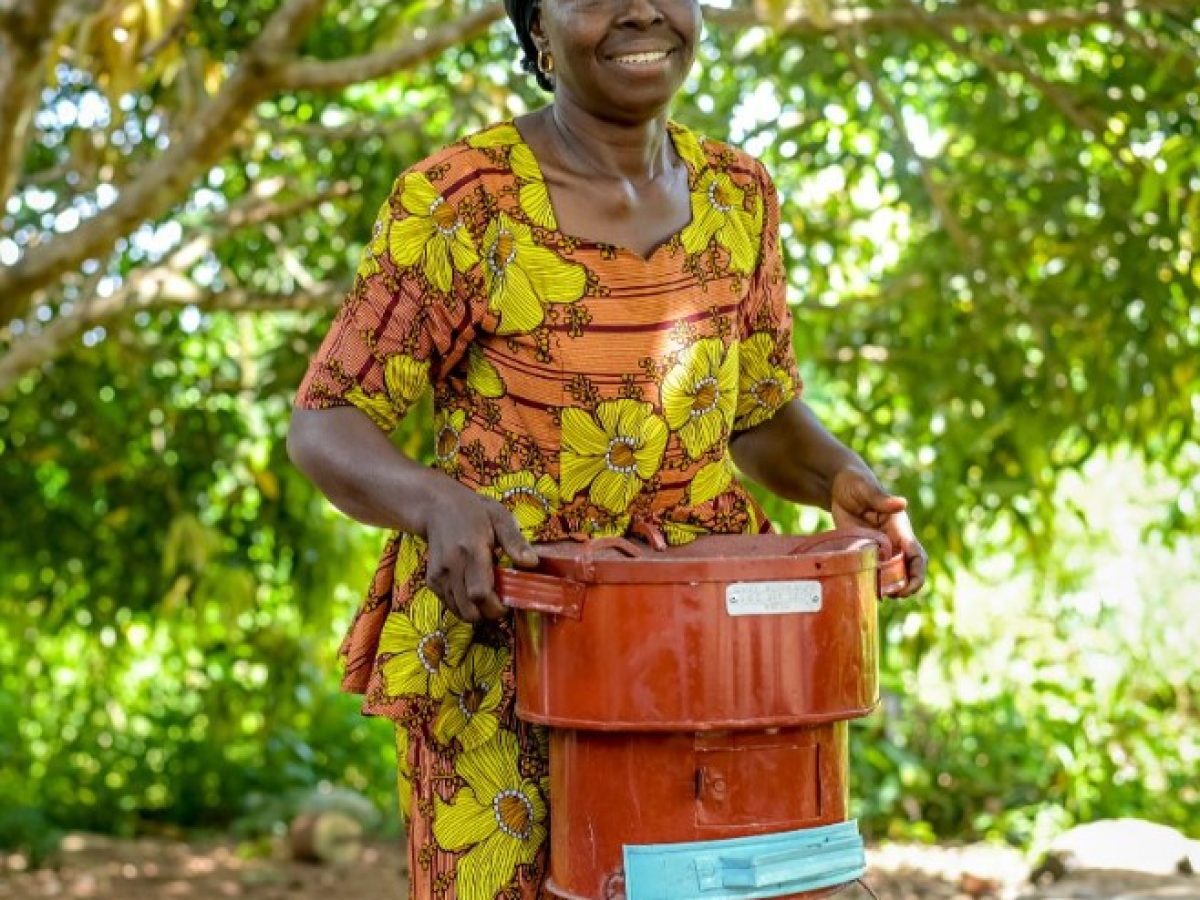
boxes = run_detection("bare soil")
[1,834,1196,900]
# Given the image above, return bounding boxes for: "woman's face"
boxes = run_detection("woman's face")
[535,0,701,121]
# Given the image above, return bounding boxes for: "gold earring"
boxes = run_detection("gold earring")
[537,48,555,76]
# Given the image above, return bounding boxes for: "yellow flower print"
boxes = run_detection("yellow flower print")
[394,533,424,589]
[482,213,587,335]
[345,385,398,432]
[560,399,668,514]
[671,125,709,174]
[386,170,479,294]
[378,587,472,700]
[745,503,763,534]
[434,643,509,751]
[433,731,549,900]
[689,457,734,506]
[345,353,430,432]
[509,144,556,229]
[661,337,739,459]
[466,124,521,149]
[479,471,560,537]
[355,206,392,281]
[663,520,709,546]
[584,513,631,539]
[434,407,468,472]
[680,169,763,275]
[395,726,412,826]
[465,125,555,227]
[386,353,429,407]
[736,331,795,430]
[466,346,506,399]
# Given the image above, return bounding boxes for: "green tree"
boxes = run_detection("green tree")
[0,0,1197,848]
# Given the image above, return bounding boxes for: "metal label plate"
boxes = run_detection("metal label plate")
[725,581,823,616]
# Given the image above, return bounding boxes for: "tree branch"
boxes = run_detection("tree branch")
[0,263,201,394]
[0,0,329,325]
[200,175,354,232]
[272,0,1198,93]
[138,0,199,63]
[916,3,1143,175]
[196,284,341,314]
[833,30,977,265]
[0,175,349,393]
[3,0,1190,367]
[1115,21,1200,84]
[47,0,105,36]
[0,0,67,211]
[704,0,1197,37]
[258,112,424,143]
[273,5,505,91]
[0,274,341,394]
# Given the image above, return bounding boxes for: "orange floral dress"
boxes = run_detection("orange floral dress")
[295,119,801,900]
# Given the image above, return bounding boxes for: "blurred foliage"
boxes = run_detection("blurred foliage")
[850,459,1200,847]
[0,0,1198,864]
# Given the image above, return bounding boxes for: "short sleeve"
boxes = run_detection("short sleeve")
[294,166,486,433]
[733,161,803,433]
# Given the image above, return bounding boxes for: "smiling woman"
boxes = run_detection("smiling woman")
[285,1,927,898]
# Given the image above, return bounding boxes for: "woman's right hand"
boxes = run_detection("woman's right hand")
[419,480,539,623]
[287,407,537,621]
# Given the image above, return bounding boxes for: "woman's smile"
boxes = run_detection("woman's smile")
[606,46,677,75]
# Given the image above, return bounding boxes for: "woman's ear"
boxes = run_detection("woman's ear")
[530,11,547,53]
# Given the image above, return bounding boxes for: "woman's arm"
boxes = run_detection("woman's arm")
[287,406,537,621]
[730,399,870,510]
[730,398,928,596]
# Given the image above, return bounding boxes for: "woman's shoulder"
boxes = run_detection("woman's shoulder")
[391,121,521,202]
[669,120,772,187]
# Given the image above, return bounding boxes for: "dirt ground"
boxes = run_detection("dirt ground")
[1,833,1197,900]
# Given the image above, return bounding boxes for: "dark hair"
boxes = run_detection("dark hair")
[504,0,554,92]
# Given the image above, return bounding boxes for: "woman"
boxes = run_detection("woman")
[288,0,928,897]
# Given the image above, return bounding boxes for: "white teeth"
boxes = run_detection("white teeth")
[614,51,670,64]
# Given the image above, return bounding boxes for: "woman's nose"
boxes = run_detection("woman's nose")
[614,0,667,28]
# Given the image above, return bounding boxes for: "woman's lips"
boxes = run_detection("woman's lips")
[607,48,676,70]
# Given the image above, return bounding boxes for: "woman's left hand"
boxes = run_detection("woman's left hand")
[830,467,928,598]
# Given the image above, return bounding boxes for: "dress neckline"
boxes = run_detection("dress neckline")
[503,118,703,264]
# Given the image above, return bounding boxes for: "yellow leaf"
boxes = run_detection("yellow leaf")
[803,0,834,30]
[753,0,788,27]
[754,0,833,29]
[204,61,224,96]
[142,0,164,40]
[253,469,280,501]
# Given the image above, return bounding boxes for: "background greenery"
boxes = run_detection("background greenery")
[1,0,1197,864]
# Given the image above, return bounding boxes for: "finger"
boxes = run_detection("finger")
[883,510,915,542]
[898,544,928,597]
[441,547,479,623]
[880,513,920,593]
[839,470,906,513]
[833,501,890,532]
[867,491,907,515]
[490,507,538,568]
[424,551,455,616]
[463,546,506,621]
[453,572,482,622]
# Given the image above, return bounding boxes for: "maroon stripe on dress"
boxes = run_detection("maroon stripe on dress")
[478,349,643,387]
[543,302,739,333]
[502,392,557,413]
[441,167,507,199]
[355,284,409,384]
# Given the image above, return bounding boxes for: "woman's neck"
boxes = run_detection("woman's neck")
[543,97,673,184]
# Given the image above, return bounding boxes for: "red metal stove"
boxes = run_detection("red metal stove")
[496,529,905,900]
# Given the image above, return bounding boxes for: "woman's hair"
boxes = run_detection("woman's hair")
[504,0,554,92]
